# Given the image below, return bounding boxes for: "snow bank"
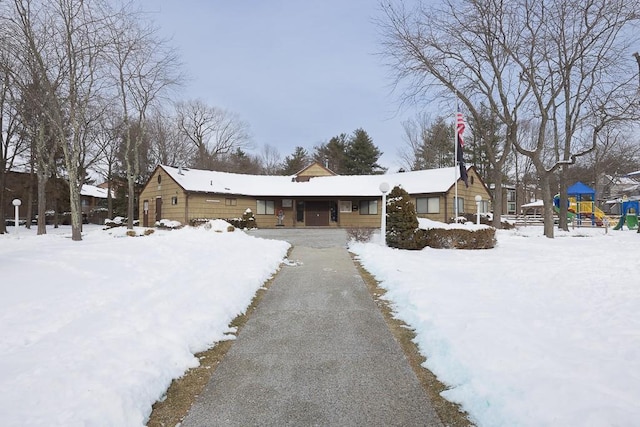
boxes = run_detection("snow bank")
[0,225,289,426]
[351,227,640,426]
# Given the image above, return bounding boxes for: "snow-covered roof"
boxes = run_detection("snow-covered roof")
[607,174,639,185]
[521,199,544,208]
[80,184,110,199]
[160,164,464,197]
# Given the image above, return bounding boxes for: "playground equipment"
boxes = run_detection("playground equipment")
[613,199,639,230]
[553,181,618,227]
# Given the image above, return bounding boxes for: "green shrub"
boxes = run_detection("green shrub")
[424,227,496,249]
[386,186,428,250]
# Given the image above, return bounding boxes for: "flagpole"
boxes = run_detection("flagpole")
[454,107,458,220]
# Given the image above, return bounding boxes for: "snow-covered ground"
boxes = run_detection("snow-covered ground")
[350,223,640,427]
[0,222,289,427]
[2,221,638,427]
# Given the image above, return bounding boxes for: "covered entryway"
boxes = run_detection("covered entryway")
[305,201,330,226]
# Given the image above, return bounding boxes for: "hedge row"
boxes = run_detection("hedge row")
[424,227,496,249]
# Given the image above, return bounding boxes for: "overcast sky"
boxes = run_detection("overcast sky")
[137,1,427,172]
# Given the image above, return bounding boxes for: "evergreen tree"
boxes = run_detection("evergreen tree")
[344,128,386,175]
[466,105,505,186]
[280,146,310,175]
[313,134,348,173]
[385,185,427,250]
[415,116,455,169]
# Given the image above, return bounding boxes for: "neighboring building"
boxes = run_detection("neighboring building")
[80,184,112,224]
[137,163,492,228]
[490,182,541,216]
[596,174,640,203]
[2,170,111,225]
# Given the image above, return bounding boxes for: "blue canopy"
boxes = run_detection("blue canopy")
[567,181,595,197]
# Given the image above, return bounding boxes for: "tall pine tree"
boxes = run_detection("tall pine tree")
[344,128,385,175]
[280,146,310,175]
[313,134,348,173]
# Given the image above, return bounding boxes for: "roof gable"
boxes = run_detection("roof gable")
[295,162,336,179]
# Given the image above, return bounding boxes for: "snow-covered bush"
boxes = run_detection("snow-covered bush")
[203,219,235,232]
[155,219,182,229]
[385,185,428,250]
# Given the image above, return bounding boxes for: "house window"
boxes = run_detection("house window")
[171,196,178,205]
[507,189,516,202]
[339,200,352,213]
[507,202,516,215]
[225,198,237,206]
[455,197,465,214]
[256,200,275,215]
[359,200,378,215]
[416,197,440,214]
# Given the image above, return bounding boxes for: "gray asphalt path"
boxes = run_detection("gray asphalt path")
[181,229,442,427]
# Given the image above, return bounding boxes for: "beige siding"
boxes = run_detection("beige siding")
[298,163,334,178]
[138,166,492,228]
[443,168,491,221]
[138,168,186,225]
[335,198,381,228]
[413,194,447,223]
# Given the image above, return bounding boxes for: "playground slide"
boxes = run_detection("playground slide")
[553,205,576,221]
[614,214,638,230]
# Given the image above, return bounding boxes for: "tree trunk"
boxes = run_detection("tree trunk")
[558,166,569,231]
[36,170,48,235]
[540,174,555,238]
[68,179,83,241]
[0,169,6,234]
[127,174,135,229]
[491,167,504,228]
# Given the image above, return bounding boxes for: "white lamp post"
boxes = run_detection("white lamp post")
[379,182,390,246]
[474,195,482,225]
[12,199,21,235]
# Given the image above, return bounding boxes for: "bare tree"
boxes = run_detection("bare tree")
[105,5,182,229]
[380,0,640,236]
[7,0,111,240]
[146,108,193,168]
[260,144,282,175]
[0,47,28,234]
[174,99,252,170]
[506,0,640,236]
[379,0,527,228]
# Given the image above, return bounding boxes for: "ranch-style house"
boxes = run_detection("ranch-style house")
[137,162,492,228]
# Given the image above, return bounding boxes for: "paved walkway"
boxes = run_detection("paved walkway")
[181,229,442,427]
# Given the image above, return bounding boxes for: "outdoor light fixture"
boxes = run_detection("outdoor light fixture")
[379,182,390,246]
[475,195,482,225]
[12,199,21,235]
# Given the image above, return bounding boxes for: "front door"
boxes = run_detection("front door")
[155,197,162,222]
[143,200,149,227]
[305,201,330,226]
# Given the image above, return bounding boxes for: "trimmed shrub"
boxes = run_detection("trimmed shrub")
[424,227,496,249]
[346,227,375,242]
[386,185,428,250]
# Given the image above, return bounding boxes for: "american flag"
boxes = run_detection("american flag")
[456,110,469,187]
[456,111,465,147]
